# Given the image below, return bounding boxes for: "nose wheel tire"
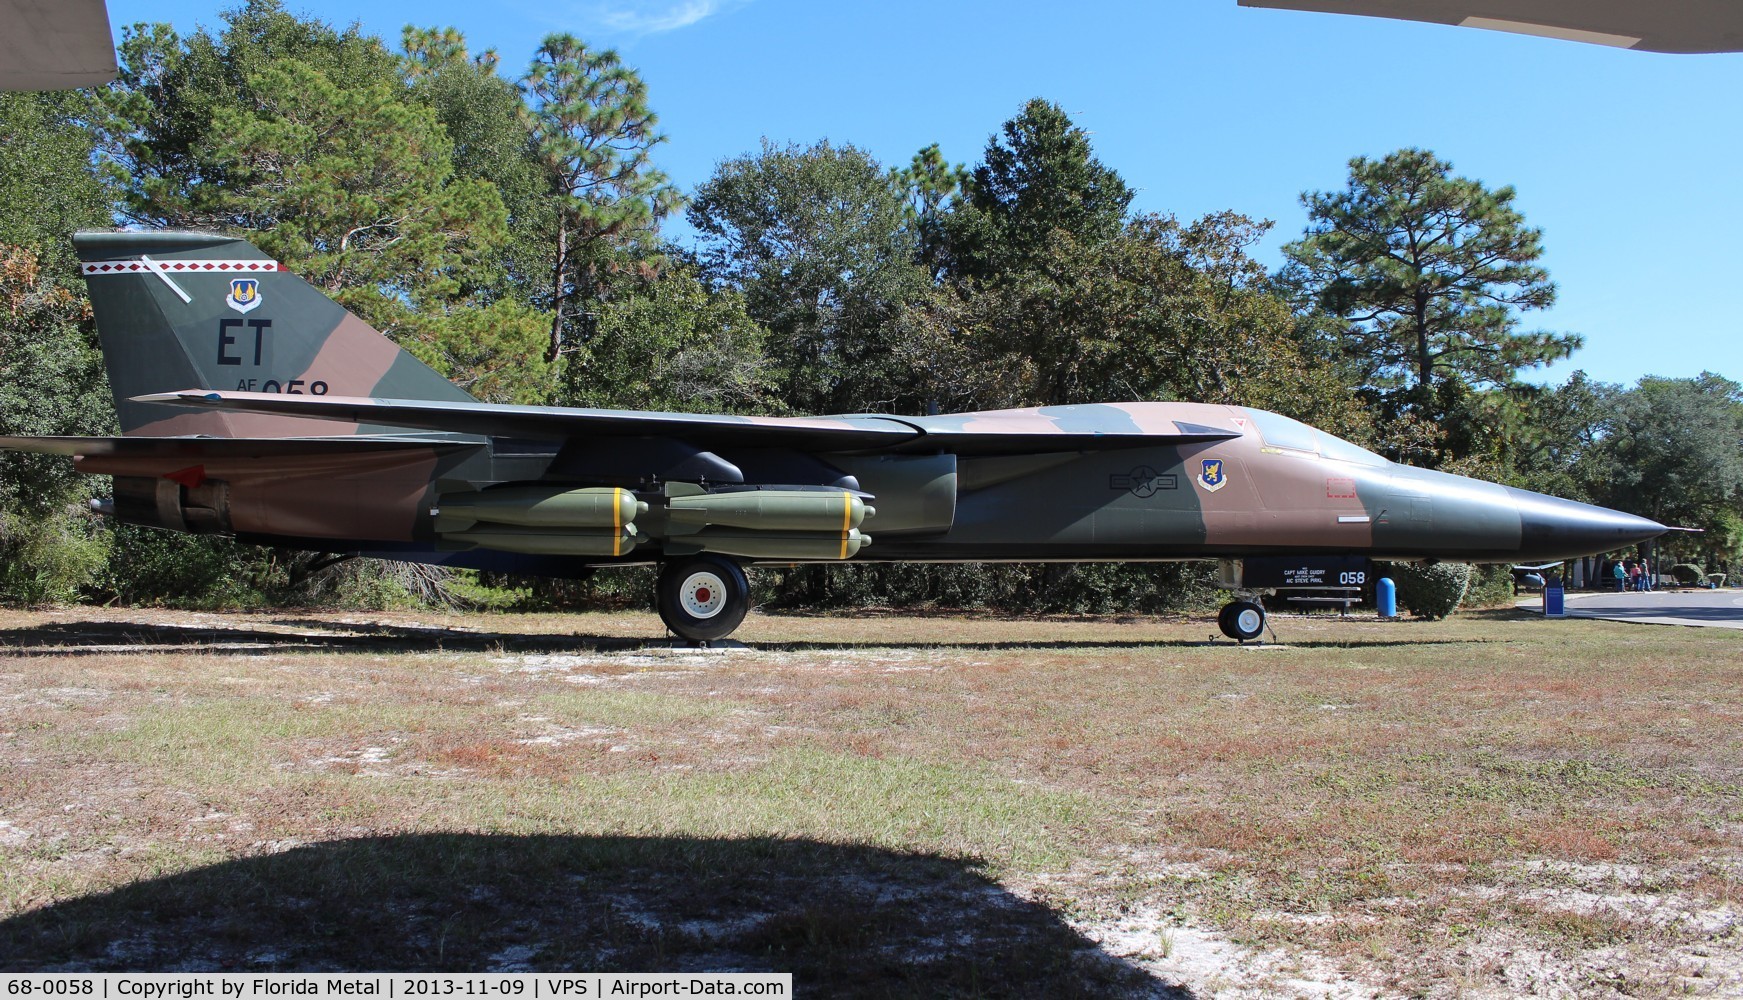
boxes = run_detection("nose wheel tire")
[1218,600,1267,642]
[657,555,750,643]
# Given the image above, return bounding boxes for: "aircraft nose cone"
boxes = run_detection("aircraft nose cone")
[1506,487,1667,560]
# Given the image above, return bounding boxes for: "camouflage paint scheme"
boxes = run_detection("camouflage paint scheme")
[1,232,1665,582]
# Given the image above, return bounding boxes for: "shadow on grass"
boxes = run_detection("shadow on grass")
[0,833,1185,998]
[0,618,1484,657]
[1459,607,1553,623]
[0,620,635,657]
[756,637,1484,652]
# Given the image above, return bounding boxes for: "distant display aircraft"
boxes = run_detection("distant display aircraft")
[7,0,1735,90]
[0,233,1668,641]
[0,0,115,90]
[3,0,1733,94]
[1237,0,1743,53]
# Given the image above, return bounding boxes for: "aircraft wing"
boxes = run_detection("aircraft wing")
[899,407,1242,453]
[134,392,1244,455]
[135,391,923,451]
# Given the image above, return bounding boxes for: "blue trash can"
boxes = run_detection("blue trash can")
[1377,577,1396,618]
[1544,583,1565,617]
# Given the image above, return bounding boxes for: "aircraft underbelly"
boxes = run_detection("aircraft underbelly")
[927,449,1378,555]
[1371,470,1521,557]
[920,448,1210,553]
[235,472,430,540]
[79,450,442,542]
[868,447,1519,561]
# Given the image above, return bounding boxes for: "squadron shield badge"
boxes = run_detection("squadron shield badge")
[1197,458,1228,493]
[226,278,262,314]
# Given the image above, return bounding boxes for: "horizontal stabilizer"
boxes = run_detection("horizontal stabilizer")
[0,434,477,458]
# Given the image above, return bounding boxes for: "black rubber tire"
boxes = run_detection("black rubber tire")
[1219,600,1266,642]
[657,555,750,643]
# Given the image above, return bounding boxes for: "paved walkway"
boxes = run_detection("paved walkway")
[1523,589,1743,630]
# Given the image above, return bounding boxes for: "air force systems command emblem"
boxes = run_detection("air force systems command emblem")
[226,277,262,314]
[1197,458,1228,492]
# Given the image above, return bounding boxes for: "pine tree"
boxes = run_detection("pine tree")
[521,34,681,366]
[946,98,1134,281]
[1282,149,1578,408]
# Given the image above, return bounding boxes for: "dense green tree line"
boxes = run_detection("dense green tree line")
[0,0,1737,612]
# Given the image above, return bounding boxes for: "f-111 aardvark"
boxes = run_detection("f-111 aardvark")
[2,232,1667,642]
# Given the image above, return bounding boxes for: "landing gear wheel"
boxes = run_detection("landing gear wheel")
[657,555,749,644]
[1218,600,1267,643]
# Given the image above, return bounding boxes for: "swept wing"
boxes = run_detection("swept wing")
[134,391,1243,454]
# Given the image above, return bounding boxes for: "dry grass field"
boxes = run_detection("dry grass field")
[0,604,1739,997]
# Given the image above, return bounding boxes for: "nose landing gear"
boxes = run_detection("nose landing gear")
[1217,599,1268,643]
[657,554,750,644]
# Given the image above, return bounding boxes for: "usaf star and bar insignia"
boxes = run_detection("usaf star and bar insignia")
[1109,466,1178,498]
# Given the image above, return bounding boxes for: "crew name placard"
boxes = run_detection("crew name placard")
[2,976,789,1000]
[1241,556,1371,589]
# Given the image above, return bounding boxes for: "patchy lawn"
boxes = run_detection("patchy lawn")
[0,605,1739,996]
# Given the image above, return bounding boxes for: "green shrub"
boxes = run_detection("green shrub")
[329,566,417,610]
[486,567,656,611]
[1384,562,1472,619]
[96,527,488,610]
[1461,564,1518,609]
[442,570,532,611]
[1671,563,1706,586]
[96,527,270,608]
[754,562,1220,616]
[0,509,109,605]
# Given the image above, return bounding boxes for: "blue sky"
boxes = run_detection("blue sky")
[107,0,1743,389]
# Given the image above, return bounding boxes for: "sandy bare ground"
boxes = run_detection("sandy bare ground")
[1,605,1739,996]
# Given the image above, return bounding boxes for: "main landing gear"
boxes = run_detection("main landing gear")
[1217,599,1268,643]
[657,554,750,644]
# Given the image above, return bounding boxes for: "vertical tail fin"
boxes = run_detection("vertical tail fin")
[75,230,473,437]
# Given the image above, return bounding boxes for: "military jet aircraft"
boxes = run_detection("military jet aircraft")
[0,231,1668,642]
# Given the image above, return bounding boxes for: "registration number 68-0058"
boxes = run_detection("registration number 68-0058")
[232,378,329,394]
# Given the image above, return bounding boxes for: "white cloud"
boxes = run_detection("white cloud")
[594,0,747,34]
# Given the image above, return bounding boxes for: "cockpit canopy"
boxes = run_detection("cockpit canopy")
[1244,409,1390,467]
